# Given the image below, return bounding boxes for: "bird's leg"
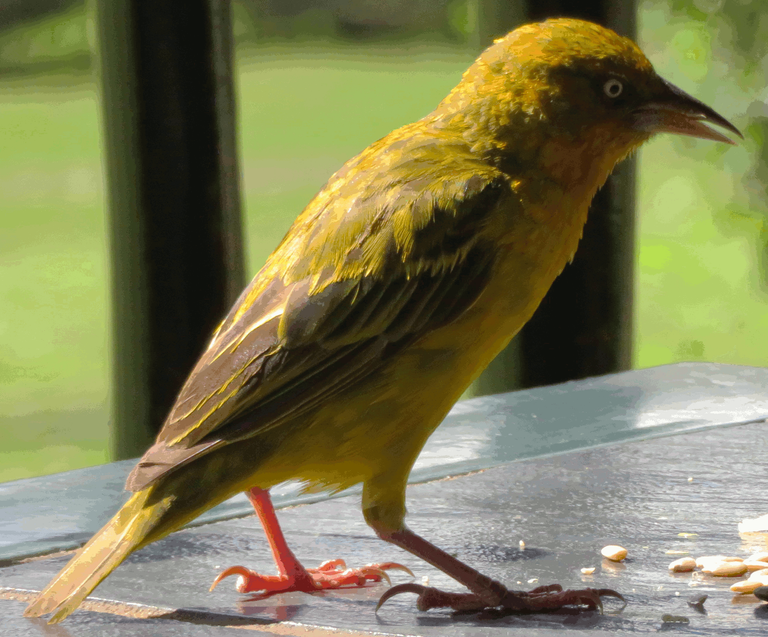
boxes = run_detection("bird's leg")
[374,526,624,614]
[210,487,412,594]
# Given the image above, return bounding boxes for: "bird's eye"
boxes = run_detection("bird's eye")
[603,78,623,98]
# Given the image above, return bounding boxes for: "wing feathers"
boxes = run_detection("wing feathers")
[126,143,510,492]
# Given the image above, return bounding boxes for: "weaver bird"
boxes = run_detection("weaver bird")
[25,18,740,622]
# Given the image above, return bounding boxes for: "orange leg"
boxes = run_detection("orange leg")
[210,487,412,594]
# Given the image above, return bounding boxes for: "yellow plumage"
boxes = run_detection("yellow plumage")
[26,18,739,622]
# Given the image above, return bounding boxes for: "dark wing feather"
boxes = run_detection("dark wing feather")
[126,134,510,492]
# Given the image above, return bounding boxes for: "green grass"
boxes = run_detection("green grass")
[635,136,768,368]
[0,39,765,483]
[235,44,477,272]
[0,74,109,481]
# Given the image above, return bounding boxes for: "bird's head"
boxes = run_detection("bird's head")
[432,18,740,192]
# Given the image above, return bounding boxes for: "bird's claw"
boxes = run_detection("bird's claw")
[211,560,412,594]
[309,558,348,573]
[309,560,414,587]
[210,565,257,593]
[376,583,433,612]
[316,565,392,587]
[378,583,497,612]
[591,588,627,611]
[376,582,626,614]
[363,567,392,586]
[370,562,416,578]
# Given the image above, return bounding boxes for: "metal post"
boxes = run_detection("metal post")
[471,0,637,395]
[93,0,246,459]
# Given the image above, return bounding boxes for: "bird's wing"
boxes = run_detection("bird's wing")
[126,143,511,492]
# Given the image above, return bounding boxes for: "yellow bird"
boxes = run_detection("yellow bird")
[25,18,740,623]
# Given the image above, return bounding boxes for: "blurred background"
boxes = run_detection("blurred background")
[0,0,766,482]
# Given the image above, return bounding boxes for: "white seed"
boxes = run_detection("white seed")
[730,580,764,594]
[601,545,628,562]
[748,551,768,563]
[749,568,768,581]
[738,514,768,533]
[744,560,768,572]
[696,555,743,569]
[699,562,719,573]
[519,540,525,550]
[695,556,712,569]
[699,561,724,574]
[581,567,596,575]
[669,557,696,572]
[709,561,748,577]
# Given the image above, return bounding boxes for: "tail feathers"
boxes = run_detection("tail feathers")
[24,488,172,624]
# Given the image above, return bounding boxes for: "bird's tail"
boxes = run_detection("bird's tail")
[23,486,175,623]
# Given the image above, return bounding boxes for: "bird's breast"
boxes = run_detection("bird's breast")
[415,186,591,366]
[251,186,593,494]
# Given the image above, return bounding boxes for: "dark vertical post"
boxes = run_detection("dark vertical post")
[471,0,637,396]
[470,0,526,52]
[94,0,246,459]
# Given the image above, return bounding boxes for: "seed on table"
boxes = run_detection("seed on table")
[749,568,768,580]
[601,545,627,562]
[669,557,696,572]
[581,567,596,575]
[708,561,748,577]
[739,514,768,534]
[731,580,765,594]
[744,560,768,572]
[696,555,743,569]
[748,551,768,563]
[695,557,716,569]
[697,560,721,573]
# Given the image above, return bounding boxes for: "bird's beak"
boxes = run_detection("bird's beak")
[633,79,742,145]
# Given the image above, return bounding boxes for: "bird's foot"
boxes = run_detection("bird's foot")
[376,582,625,614]
[210,559,414,594]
